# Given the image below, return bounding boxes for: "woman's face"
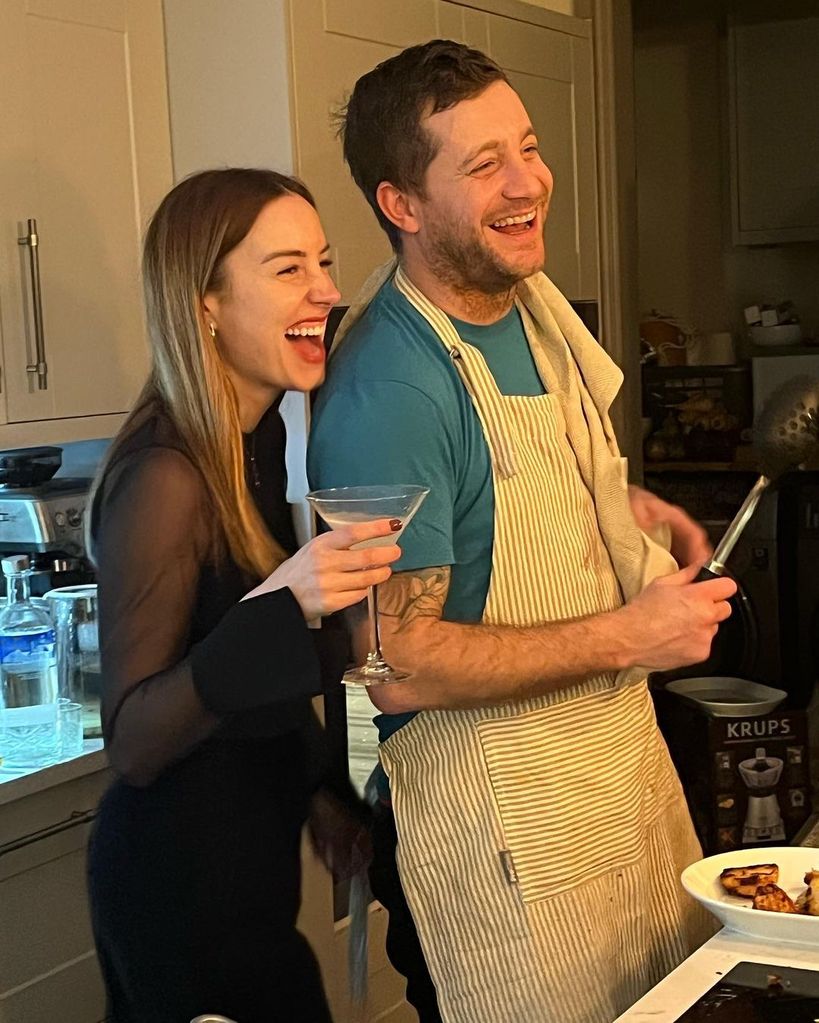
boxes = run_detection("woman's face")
[204,194,340,418]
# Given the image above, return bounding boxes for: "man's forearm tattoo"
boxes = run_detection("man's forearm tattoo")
[378,567,450,631]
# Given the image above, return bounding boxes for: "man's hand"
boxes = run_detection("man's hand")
[628,484,712,568]
[616,561,737,670]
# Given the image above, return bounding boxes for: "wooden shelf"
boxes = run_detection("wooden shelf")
[644,461,757,473]
[643,445,760,474]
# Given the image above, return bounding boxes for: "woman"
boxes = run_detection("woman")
[87,168,400,1023]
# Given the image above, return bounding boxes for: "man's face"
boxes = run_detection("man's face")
[409,80,553,295]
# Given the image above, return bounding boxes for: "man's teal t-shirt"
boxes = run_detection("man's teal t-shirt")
[308,280,544,746]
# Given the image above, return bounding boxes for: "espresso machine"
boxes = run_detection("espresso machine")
[0,446,95,596]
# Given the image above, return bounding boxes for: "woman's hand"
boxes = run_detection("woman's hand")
[242,518,401,619]
[307,788,372,881]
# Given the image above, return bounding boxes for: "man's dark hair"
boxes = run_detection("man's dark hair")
[338,39,508,251]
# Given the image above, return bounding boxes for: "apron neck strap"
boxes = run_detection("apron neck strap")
[394,267,518,480]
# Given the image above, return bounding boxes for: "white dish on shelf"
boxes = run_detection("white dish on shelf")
[749,323,802,347]
[682,846,819,944]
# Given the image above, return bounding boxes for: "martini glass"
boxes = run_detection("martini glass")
[306,484,429,686]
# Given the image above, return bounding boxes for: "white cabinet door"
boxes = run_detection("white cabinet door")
[0,0,172,426]
[0,759,113,1023]
[289,0,598,302]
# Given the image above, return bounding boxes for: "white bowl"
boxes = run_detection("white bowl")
[682,846,819,944]
[749,324,802,347]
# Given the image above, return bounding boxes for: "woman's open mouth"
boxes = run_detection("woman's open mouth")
[284,321,327,364]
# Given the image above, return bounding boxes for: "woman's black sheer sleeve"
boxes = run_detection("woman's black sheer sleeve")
[95,446,320,786]
[189,590,320,714]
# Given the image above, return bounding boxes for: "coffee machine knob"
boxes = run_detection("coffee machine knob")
[66,508,83,528]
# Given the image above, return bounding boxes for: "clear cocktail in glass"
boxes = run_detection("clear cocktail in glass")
[306,484,429,686]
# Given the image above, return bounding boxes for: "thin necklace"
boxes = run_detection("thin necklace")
[248,433,261,490]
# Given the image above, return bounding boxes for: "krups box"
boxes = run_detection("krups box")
[654,692,810,855]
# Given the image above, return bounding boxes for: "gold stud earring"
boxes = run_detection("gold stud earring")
[208,323,217,339]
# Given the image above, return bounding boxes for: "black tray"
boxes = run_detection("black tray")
[0,446,62,487]
[677,961,819,1021]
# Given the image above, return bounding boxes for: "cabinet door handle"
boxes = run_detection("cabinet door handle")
[17,218,49,390]
[0,807,97,858]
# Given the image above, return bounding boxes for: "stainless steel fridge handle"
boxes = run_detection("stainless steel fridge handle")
[17,218,49,390]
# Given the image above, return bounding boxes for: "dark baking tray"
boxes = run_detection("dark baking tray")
[676,961,819,1021]
[0,446,62,487]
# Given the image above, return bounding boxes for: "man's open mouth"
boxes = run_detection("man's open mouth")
[489,210,537,234]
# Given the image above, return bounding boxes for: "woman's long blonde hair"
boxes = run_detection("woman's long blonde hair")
[92,168,317,580]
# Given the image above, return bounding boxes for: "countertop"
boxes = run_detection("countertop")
[614,928,819,1021]
[0,739,106,806]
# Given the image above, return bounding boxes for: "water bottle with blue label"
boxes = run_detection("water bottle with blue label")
[0,555,59,768]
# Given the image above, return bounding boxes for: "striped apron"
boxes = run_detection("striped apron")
[379,268,712,1023]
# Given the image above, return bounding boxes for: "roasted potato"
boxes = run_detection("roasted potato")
[753,883,799,914]
[719,863,779,899]
[797,873,819,916]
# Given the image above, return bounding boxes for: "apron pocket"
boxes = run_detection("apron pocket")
[476,680,665,903]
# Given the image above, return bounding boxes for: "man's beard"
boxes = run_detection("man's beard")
[421,211,544,299]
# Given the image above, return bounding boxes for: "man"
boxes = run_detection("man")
[309,40,736,1023]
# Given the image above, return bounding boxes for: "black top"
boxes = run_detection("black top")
[92,402,342,773]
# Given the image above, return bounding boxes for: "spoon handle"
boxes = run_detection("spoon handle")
[701,474,770,577]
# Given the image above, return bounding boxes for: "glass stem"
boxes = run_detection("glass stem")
[367,585,385,664]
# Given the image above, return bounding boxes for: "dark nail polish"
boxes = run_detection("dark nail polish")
[390,518,402,531]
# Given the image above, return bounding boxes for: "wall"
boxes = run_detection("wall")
[634,15,728,336]
[633,1,819,341]
[55,439,110,480]
[726,243,819,340]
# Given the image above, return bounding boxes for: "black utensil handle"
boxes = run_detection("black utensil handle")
[696,564,723,583]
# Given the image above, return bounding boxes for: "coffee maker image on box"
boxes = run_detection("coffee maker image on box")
[738,747,785,844]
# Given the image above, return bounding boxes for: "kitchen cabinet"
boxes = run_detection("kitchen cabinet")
[0,750,112,1023]
[289,0,599,302]
[729,12,819,245]
[0,0,173,447]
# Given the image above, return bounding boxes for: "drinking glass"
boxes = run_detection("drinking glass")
[306,484,429,686]
[57,698,84,759]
